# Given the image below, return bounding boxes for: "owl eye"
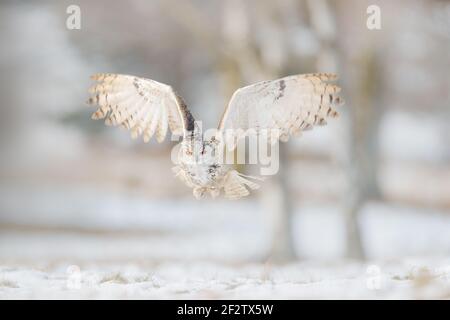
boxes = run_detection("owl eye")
[185,150,193,155]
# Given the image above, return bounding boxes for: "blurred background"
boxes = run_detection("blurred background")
[0,0,449,296]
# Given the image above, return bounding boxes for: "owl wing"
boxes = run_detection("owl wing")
[88,73,195,142]
[217,73,343,147]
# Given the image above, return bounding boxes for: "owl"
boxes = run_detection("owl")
[87,73,343,199]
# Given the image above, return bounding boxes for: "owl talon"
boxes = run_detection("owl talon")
[193,187,206,199]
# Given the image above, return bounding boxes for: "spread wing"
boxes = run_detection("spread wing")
[217,73,343,146]
[88,73,195,142]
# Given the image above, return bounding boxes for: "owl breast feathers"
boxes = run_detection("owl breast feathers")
[87,73,344,199]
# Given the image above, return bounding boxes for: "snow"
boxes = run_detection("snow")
[1,194,450,299]
[1,258,449,299]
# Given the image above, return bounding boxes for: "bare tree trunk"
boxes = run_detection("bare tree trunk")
[163,0,298,262]
[261,143,296,262]
[343,49,383,259]
[307,0,369,259]
[221,1,297,262]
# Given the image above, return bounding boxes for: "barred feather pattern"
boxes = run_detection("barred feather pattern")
[88,73,189,143]
[218,73,343,146]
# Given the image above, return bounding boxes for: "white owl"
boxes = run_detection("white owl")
[87,73,343,199]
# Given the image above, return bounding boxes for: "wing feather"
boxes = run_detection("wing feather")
[88,73,194,142]
[218,73,343,146]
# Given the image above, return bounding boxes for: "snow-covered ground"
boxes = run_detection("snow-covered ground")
[1,257,450,299]
[1,194,450,299]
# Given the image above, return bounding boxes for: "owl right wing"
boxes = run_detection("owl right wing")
[217,73,343,148]
[88,73,195,142]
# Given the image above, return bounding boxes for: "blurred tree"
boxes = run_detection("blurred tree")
[160,0,298,261]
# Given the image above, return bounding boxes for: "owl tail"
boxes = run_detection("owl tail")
[223,170,265,200]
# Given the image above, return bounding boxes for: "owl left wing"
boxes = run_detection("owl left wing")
[88,73,195,143]
[217,73,343,146]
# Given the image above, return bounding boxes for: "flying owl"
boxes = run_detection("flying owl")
[87,73,343,199]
